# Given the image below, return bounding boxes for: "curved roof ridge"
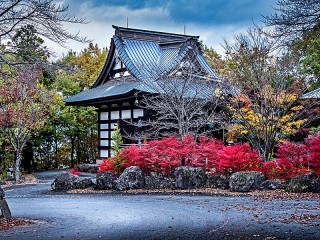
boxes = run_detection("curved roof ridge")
[156,41,194,80]
[90,26,222,91]
[113,35,145,80]
[196,47,219,79]
[113,25,199,40]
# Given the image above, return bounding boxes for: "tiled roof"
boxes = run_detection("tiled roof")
[65,26,221,105]
[302,88,320,99]
[114,36,215,81]
[64,75,224,106]
[64,76,146,105]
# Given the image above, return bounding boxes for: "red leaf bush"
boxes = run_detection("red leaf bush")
[98,132,320,180]
[98,135,261,176]
[276,141,308,167]
[263,159,296,180]
[305,132,320,175]
[98,153,126,176]
[217,143,263,175]
[265,133,320,179]
[70,165,81,176]
[193,136,224,171]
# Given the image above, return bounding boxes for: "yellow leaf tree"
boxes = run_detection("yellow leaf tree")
[223,29,307,162]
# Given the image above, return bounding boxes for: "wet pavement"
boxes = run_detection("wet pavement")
[1,171,320,240]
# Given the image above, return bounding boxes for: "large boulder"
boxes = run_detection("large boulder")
[95,172,117,190]
[175,166,207,189]
[114,166,145,191]
[311,177,320,193]
[229,171,265,192]
[77,164,99,173]
[0,185,4,200]
[51,172,93,191]
[206,175,229,189]
[51,172,77,191]
[74,178,94,189]
[145,176,175,189]
[0,184,11,219]
[262,179,286,190]
[286,173,320,193]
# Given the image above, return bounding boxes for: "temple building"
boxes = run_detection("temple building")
[64,26,222,159]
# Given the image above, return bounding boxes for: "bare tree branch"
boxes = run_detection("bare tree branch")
[125,54,229,140]
[263,0,320,43]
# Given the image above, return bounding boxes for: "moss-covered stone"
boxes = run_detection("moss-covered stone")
[206,175,229,189]
[175,167,207,189]
[229,171,265,192]
[286,173,319,193]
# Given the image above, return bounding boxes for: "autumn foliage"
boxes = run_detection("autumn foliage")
[264,133,320,179]
[70,165,81,176]
[98,135,263,176]
[217,143,263,175]
[99,133,320,180]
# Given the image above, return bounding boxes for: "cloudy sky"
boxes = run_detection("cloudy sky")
[50,0,277,59]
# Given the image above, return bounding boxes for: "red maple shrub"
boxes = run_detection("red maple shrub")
[98,153,126,175]
[97,132,320,179]
[263,159,296,180]
[305,132,320,175]
[122,144,148,172]
[265,133,320,179]
[193,136,224,171]
[276,141,308,167]
[70,165,81,176]
[143,136,185,175]
[217,143,263,175]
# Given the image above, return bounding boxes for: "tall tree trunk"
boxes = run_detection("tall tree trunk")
[15,150,22,182]
[77,134,81,164]
[22,141,33,173]
[70,137,75,167]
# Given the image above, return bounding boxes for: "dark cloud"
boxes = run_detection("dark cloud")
[85,0,275,26]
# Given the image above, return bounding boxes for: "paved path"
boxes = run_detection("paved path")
[1,171,320,240]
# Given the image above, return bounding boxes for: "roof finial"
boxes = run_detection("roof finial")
[184,25,186,35]
[126,17,129,28]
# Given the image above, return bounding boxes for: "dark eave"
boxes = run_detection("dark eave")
[91,38,116,88]
[64,90,137,107]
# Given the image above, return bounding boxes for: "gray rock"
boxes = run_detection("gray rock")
[51,172,77,191]
[51,172,93,191]
[145,176,175,189]
[229,171,265,192]
[262,179,286,190]
[175,166,207,189]
[77,164,99,173]
[114,166,145,191]
[311,177,320,193]
[286,173,319,193]
[0,185,11,219]
[74,178,94,189]
[114,179,128,191]
[0,185,4,199]
[95,172,116,190]
[206,175,229,189]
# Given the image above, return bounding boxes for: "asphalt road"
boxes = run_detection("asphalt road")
[1,171,320,240]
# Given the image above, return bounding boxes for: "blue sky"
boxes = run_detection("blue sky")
[50,0,277,59]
